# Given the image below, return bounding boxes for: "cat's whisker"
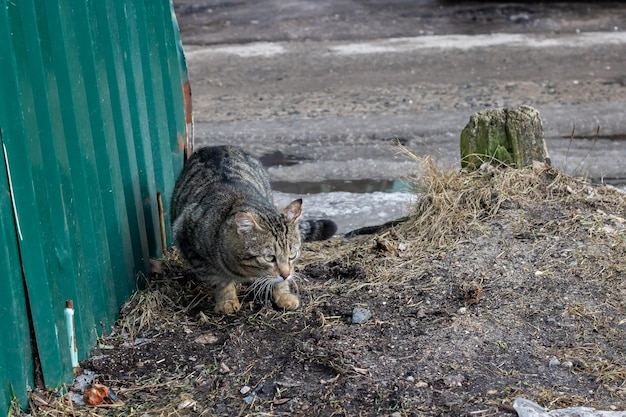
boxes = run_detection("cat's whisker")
[244,280,266,304]
[258,278,273,305]
[245,276,283,306]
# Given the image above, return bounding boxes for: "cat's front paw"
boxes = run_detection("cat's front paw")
[214,282,241,315]
[273,292,300,310]
[272,280,300,310]
[214,298,241,315]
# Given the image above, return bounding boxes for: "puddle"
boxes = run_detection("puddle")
[261,151,414,194]
[272,177,625,195]
[259,151,309,167]
[592,177,626,188]
[271,179,413,194]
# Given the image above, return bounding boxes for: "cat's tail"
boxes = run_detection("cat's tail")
[300,219,337,242]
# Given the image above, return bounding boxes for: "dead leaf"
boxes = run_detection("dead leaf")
[83,384,110,406]
[149,259,163,274]
[219,362,231,374]
[320,374,340,384]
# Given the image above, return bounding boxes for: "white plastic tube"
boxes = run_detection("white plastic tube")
[64,300,79,370]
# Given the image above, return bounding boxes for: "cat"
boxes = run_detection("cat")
[170,145,337,315]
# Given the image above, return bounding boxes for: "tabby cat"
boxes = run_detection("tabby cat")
[170,145,337,315]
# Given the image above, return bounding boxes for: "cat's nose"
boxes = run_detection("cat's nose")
[278,266,291,279]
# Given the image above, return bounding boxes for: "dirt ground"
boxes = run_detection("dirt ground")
[25,157,626,417]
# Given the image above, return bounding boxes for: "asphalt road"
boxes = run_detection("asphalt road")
[173,1,626,232]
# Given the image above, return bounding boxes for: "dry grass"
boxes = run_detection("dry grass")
[398,147,614,248]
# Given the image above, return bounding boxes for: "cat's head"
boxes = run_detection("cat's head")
[231,199,303,280]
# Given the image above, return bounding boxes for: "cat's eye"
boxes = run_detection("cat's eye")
[263,254,276,263]
[289,250,299,260]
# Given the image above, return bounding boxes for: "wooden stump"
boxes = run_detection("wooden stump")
[460,105,551,170]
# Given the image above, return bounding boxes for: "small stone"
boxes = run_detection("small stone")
[406,375,415,382]
[352,306,372,324]
[195,333,219,345]
[561,361,573,369]
[240,386,251,395]
[458,307,468,314]
[390,412,402,417]
[443,374,465,387]
[548,357,560,368]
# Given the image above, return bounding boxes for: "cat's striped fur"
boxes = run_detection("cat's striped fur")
[170,145,336,314]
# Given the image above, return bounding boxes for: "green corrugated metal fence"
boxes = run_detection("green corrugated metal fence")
[0,0,191,412]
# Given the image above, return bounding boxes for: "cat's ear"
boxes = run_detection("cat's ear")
[283,199,303,223]
[235,212,261,235]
